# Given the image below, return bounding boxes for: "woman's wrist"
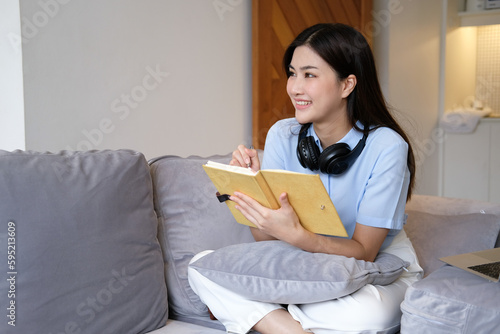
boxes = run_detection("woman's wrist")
[286,226,318,251]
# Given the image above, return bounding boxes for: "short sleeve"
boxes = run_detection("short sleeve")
[356,136,410,231]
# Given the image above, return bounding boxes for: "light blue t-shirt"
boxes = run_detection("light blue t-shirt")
[261,118,410,249]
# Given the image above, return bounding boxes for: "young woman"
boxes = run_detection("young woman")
[188,23,423,334]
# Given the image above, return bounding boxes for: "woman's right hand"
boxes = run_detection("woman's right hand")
[230,145,260,172]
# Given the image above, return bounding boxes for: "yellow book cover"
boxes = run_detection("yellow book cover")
[202,161,347,237]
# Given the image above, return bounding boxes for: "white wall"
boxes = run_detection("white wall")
[0,0,25,151]
[373,0,444,196]
[18,0,251,159]
[3,0,456,196]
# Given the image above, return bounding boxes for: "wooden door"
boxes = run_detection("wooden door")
[252,0,373,148]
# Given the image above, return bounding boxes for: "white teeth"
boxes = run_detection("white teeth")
[297,101,311,106]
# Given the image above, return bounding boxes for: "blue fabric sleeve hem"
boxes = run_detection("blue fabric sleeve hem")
[356,214,405,230]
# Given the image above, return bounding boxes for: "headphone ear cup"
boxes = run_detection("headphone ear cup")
[297,136,321,171]
[318,143,351,174]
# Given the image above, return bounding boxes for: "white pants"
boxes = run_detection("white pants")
[188,230,423,334]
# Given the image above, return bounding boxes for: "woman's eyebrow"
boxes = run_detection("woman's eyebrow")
[288,64,319,71]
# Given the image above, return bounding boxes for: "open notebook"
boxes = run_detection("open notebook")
[440,248,500,282]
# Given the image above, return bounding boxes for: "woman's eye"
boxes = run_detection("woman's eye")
[305,73,316,78]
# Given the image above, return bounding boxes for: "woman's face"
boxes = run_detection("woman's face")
[286,46,349,126]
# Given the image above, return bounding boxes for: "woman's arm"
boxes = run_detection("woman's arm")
[292,223,389,262]
[230,191,388,262]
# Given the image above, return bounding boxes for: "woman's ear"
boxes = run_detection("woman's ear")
[341,74,357,98]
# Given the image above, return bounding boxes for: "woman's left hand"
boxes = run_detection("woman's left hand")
[230,191,304,242]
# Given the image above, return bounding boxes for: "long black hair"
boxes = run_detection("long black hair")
[283,23,415,200]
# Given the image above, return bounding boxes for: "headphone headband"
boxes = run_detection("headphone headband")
[296,124,367,175]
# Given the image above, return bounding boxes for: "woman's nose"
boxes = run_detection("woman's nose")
[288,77,303,95]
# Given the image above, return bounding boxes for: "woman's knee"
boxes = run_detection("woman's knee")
[290,282,407,332]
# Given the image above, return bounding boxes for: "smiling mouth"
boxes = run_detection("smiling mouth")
[296,101,311,106]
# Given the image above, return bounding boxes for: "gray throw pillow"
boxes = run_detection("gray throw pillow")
[404,210,500,276]
[189,240,409,304]
[149,154,255,327]
[0,150,167,334]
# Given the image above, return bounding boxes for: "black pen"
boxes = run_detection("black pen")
[246,145,254,168]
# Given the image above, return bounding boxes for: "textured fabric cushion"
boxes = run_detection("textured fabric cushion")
[189,240,409,304]
[405,195,500,248]
[401,265,500,333]
[149,154,254,327]
[404,210,500,276]
[0,150,167,334]
[147,319,226,334]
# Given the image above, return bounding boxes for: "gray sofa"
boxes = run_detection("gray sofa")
[0,149,499,334]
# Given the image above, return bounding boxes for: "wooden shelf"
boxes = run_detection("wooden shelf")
[458,9,500,26]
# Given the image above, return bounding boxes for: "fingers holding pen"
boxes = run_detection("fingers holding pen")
[230,145,260,171]
[246,147,260,171]
[230,144,251,167]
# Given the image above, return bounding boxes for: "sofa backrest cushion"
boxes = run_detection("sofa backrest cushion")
[149,153,254,327]
[406,194,500,248]
[404,209,500,276]
[0,150,168,334]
